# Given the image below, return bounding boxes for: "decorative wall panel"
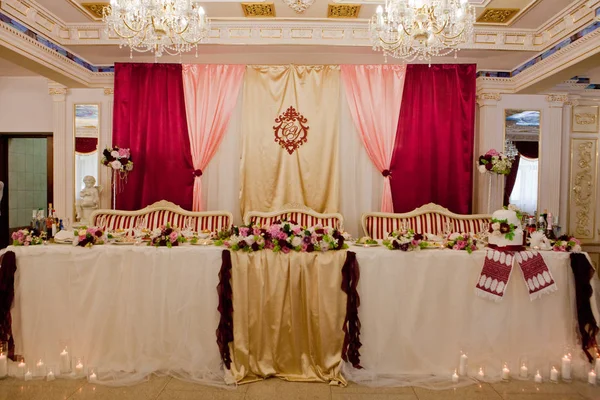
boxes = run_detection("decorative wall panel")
[569,139,597,239]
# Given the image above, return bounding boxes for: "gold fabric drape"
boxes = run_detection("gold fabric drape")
[229,250,348,385]
[240,65,340,217]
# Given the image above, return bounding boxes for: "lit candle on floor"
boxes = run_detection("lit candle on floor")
[502,364,510,380]
[459,353,468,376]
[89,372,97,382]
[452,369,459,383]
[46,371,55,381]
[561,354,572,381]
[75,360,83,373]
[24,370,32,381]
[36,359,44,368]
[18,361,26,369]
[59,349,69,372]
[477,367,484,379]
[0,353,7,377]
[596,354,600,375]
[520,363,528,378]
[588,369,597,385]
[550,366,559,382]
[534,370,542,383]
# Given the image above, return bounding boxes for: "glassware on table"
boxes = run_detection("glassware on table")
[185,216,195,233]
[443,221,453,237]
[64,217,72,231]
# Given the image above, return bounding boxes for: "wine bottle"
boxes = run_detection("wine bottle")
[537,215,546,232]
[546,213,557,240]
[46,203,54,238]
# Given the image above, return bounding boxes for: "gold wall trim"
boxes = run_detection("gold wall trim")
[241,3,276,18]
[569,139,598,239]
[81,3,109,20]
[476,8,520,24]
[327,4,361,19]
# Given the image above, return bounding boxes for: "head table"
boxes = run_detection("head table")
[0,244,594,388]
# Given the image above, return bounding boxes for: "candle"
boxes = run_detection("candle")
[0,354,7,377]
[534,370,542,383]
[89,372,97,382]
[550,366,559,382]
[18,361,26,369]
[595,356,600,376]
[24,370,32,381]
[46,371,55,381]
[452,369,459,383]
[75,361,83,373]
[36,359,44,368]
[459,353,468,376]
[502,365,510,380]
[520,363,528,378]
[561,354,572,381]
[477,367,484,379]
[589,369,597,385]
[59,349,69,373]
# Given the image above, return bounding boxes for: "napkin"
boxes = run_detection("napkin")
[54,230,73,242]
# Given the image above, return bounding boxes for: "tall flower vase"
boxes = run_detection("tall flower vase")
[112,170,117,210]
[487,172,492,214]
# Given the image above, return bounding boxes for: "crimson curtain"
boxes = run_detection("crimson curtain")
[389,64,476,214]
[113,63,194,210]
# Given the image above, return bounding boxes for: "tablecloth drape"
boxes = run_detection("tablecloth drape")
[227,250,350,385]
[7,245,225,386]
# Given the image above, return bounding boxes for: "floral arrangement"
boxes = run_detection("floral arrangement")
[478,149,512,175]
[356,236,378,245]
[214,221,349,253]
[552,235,582,253]
[505,204,525,221]
[488,218,517,241]
[444,233,478,254]
[383,229,426,251]
[101,145,133,173]
[73,227,105,248]
[150,224,185,248]
[11,229,45,246]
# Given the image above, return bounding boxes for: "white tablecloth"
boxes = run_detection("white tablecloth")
[6,244,225,386]
[346,247,587,388]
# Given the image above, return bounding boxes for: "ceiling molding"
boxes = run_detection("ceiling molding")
[476,8,521,25]
[241,3,276,18]
[327,4,361,19]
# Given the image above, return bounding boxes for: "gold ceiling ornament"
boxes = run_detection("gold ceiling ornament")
[328,4,361,19]
[476,8,520,24]
[370,0,476,63]
[282,0,315,14]
[81,3,109,19]
[242,3,276,17]
[103,0,210,58]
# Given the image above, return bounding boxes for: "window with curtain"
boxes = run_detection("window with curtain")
[509,155,538,215]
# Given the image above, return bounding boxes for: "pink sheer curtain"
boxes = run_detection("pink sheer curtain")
[340,65,406,213]
[182,64,245,211]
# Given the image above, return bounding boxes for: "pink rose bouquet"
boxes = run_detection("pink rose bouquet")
[73,226,105,248]
[150,223,185,248]
[11,229,45,246]
[552,235,582,253]
[478,149,512,175]
[102,145,134,173]
[444,232,479,254]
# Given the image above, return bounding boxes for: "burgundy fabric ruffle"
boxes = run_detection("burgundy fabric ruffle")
[0,251,16,359]
[570,253,599,362]
[216,250,234,369]
[341,251,362,369]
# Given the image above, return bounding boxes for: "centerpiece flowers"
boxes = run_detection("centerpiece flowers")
[73,227,105,248]
[552,235,582,253]
[214,221,349,253]
[478,149,512,175]
[150,223,186,248]
[444,232,479,254]
[488,218,517,241]
[383,229,426,251]
[101,145,133,174]
[11,229,45,246]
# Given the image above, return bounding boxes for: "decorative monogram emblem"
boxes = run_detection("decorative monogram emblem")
[273,106,309,154]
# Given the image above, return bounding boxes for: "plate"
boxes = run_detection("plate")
[112,241,135,246]
[353,243,380,247]
[191,240,213,246]
[53,239,73,245]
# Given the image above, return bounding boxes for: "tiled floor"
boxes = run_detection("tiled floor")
[1,376,600,400]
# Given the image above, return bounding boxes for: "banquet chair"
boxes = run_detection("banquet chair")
[90,200,233,233]
[362,203,491,239]
[244,203,344,230]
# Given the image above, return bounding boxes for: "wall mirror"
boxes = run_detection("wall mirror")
[503,109,540,217]
[74,104,100,222]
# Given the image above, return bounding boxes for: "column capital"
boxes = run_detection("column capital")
[476,92,501,107]
[545,93,569,107]
[104,87,114,96]
[48,82,67,101]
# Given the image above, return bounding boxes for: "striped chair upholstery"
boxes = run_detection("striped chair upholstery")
[244,207,344,230]
[90,200,233,233]
[362,203,491,240]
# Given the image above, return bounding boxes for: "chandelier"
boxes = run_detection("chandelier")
[282,0,315,13]
[370,0,475,62]
[103,0,210,58]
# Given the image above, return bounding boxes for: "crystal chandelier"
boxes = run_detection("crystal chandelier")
[282,0,315,13]
[504,138,519,160]
[103,0,210,58]
[370,0,475,62]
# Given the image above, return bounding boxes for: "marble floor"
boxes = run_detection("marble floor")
[1,376,600,400]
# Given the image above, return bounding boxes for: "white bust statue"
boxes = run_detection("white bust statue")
[77,176,102,226]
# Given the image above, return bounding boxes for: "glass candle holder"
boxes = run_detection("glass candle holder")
[46,365,57,381]
[15,355,26,379]
[34,357,46,377]
[0,342,8,379]
[87,366,98,383]
[58,341,71,374]
[73,357,85,377]
[550,365,559,383]
[519,357,529,379]
[501,362,511,381]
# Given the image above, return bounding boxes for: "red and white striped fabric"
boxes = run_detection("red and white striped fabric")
[248,212,342,229]
[364,214,490,239]
[93,211,231,233]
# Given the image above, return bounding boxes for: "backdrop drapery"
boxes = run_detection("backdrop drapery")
[182,64,245,211]
[504,141,540,207]
[113,63,194,210]
[389,64,476,214]
[240,65,341,217]
[340,65,406,213]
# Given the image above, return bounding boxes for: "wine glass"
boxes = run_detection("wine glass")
[185,217,195,235]
[64,217,72,231]
[443,221,453,237]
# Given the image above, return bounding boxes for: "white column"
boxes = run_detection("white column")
[48,83,69,220]
[475,92,503,214]
[100,88,114,209]
[540,94,568,218]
